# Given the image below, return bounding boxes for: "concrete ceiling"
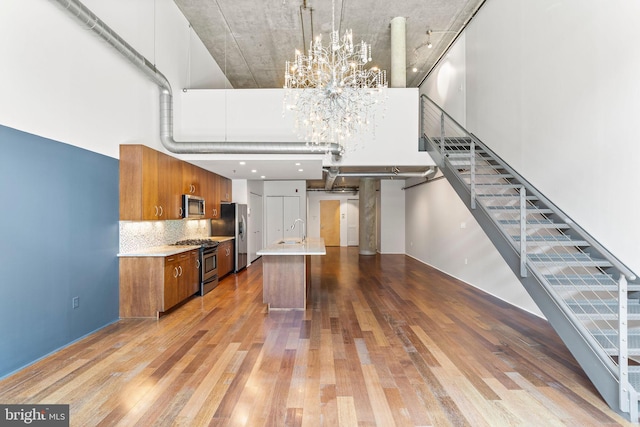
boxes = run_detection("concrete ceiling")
[172,0,485,89]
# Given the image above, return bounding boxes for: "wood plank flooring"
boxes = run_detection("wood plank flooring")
[0,248,633,426]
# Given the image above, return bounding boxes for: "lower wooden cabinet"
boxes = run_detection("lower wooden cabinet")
[120,249,199,318]
[218,240,234,278]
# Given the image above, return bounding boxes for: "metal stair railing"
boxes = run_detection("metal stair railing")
[420,93,640,421]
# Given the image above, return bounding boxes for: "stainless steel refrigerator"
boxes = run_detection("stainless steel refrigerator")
[211,203,248,272]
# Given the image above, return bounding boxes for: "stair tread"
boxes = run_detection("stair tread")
[498,219,570,228]
[474,183,522,187]
[511,235,588,246]
[529,253,612,267]
[591,331,640,355]
[566,301,640,315]
[476,194,538,199]
[465,173,514,178]
[488,206,553,213]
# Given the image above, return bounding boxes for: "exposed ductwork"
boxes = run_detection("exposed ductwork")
[51,0,343,159]
[322,166,438,190]
[324,167,340,190]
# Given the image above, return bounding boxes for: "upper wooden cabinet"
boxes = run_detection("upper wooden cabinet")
[203,172,220,219]
[182,162,201,196]
[219,176,232,202]
[120,145,181,220]
[120,144,227,221]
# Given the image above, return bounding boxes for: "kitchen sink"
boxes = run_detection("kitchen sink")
[277,238,304,245]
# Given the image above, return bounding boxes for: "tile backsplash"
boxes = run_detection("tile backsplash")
[119,219,210,253]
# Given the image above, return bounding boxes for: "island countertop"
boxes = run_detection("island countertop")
[257,237,326,256]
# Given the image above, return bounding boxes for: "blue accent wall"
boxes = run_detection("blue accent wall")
[0,125,119,378]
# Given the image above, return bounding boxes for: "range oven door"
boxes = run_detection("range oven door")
[201,247,218,295]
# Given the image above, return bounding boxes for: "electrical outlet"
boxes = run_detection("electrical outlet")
[72,297,79,309]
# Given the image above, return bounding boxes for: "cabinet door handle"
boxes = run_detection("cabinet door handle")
[178,266,183,276]
[196,259,200,269]
[173,267,179,278]
[179,207,183,217]
[159,206,163,217]
[155,206,159,217]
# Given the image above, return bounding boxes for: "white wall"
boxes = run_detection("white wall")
[379,181,406,254]
[231,179,248,204]
[307,192,359,246]
[0,0,228,159]
[419,34,467,126]
[405,178,543,317]
[178,88,434,168]
[464,0,640,274]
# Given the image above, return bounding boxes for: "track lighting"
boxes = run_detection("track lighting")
[426,30,433,49]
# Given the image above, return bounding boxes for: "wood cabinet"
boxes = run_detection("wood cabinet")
[203,171,220,219]
[218,239,234,278]
[119,249,200,318]
[120,145,182,220]
[158,153,183,219]
[120,144,230,221]
[219,176,232,203]
[182,162,202,196]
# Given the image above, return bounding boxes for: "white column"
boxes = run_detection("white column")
[390,17,407,88]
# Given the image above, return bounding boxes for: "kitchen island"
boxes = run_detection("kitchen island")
[257,237,326,310]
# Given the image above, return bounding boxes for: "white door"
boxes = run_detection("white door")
[266,196,301,243]
[249,192,263,261]
[266,196,284,245]
[347,199,359,246]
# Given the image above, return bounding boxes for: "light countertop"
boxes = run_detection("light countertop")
[257,237,326,256]
[117,245,199,257]
[118,236,235,257]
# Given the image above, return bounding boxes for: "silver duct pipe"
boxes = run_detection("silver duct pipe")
[323,166,438,190]
[52,0,343,158]
[324,167,340,190]
[307,187,359,194]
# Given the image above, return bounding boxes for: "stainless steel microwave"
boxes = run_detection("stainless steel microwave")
[182,194,205,218]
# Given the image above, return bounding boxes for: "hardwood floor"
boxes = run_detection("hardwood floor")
[0,248,633,426]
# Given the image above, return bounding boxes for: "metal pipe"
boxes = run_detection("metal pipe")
[51,0,343,158]
[322,166,437,190]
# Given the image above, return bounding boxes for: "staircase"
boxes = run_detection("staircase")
[420,94,640,422]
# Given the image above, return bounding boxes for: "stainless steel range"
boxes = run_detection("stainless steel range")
[173,239,219,295]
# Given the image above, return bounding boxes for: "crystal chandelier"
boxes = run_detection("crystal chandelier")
[284,0,387,153]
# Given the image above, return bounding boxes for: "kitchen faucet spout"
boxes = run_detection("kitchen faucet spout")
[291,218,306,242]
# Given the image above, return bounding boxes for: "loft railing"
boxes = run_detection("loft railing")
[420,93,639,420]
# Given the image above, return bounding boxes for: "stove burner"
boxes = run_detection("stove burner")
[173,239,219,249]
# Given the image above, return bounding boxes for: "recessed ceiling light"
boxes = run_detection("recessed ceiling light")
[412,67,418,73]
[239,161,246,165]
[251,169,257,173]
[261,175,266,179]
[298,168,304,172]
[295,162,301,166]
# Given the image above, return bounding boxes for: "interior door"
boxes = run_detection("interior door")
[249,192,263,261]
[266,196,284,245]
[320,200,340,246]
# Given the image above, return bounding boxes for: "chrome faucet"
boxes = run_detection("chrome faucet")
[291,218,306,242]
